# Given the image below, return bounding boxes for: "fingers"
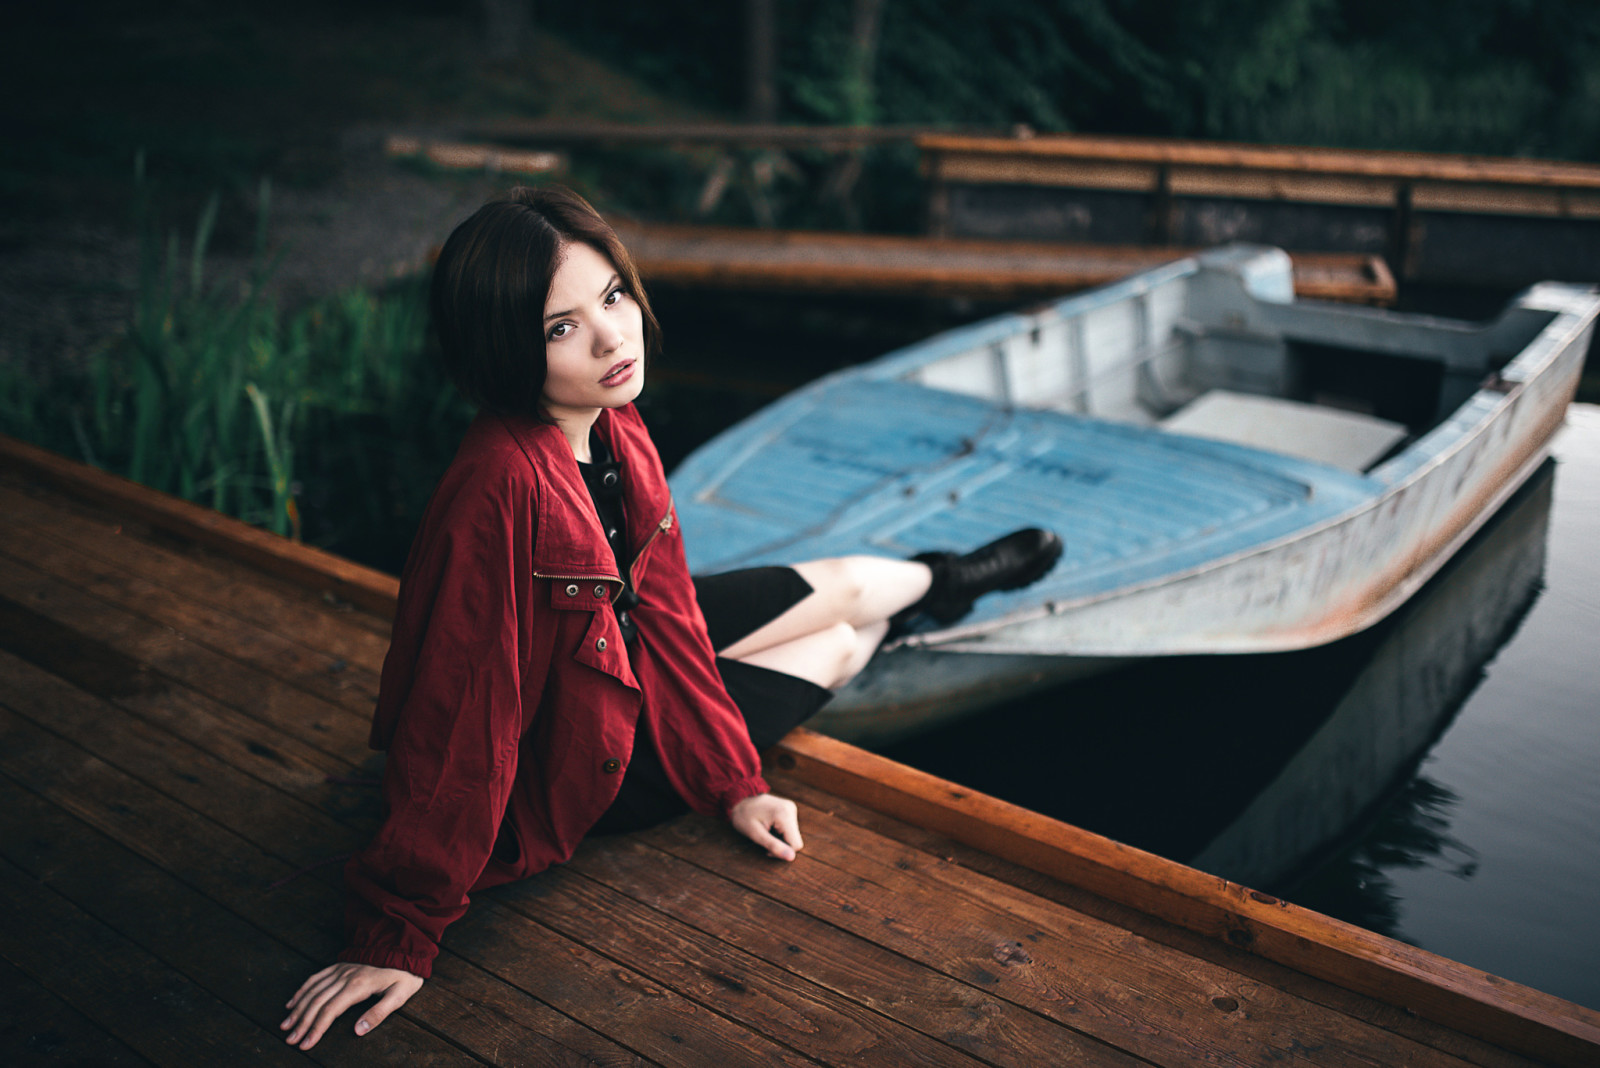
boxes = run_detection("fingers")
[281,965,421,1051]
[357,977,422,1038]
[732,795,803,861]
[772,803,804,856]
[745,821,796,861]
[297,985,370,1050]
[282,972,342,1042]
[284,964,337,1011]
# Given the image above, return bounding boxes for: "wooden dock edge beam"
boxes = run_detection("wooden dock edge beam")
[769,727,1600,1068]
[6,430,1597,1065]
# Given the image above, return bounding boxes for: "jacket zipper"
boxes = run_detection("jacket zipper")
[618,506,674,605]
[533,570,622,584]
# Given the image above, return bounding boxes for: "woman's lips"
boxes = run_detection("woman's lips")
[600,359,636,387]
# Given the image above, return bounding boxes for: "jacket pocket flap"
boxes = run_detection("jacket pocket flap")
[573,611,639,691]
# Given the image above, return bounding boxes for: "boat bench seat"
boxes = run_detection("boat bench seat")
[1159,390,1409,472]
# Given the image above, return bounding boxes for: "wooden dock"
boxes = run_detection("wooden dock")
[4,432,1599,1067]
[611,221,1396,305]
[920,133,1600,290]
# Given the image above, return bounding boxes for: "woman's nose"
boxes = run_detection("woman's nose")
[593,316,624,354]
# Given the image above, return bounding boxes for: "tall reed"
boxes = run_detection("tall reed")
[0,159,471,556]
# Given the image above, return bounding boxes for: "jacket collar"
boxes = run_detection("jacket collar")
[491,405,671,579]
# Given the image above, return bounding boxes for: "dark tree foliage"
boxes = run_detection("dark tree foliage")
[561,0,1600,160]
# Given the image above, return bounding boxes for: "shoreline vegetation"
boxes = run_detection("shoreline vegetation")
[1,161,473,571]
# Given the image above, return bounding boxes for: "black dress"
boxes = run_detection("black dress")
[577,431,833,834]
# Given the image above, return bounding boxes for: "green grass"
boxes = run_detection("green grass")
[0,165,472,556]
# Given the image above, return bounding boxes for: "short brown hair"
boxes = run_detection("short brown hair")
[429,185,662,418]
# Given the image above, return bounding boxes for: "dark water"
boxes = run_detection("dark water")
[877,405,1600,1011]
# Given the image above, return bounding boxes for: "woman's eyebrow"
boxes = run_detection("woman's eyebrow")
[544,274,621,323]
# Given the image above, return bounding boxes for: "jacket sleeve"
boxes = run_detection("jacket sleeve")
[337,464,545,979]
[633,506,770,819]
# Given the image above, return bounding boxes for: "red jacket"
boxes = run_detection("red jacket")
[337,404,769,978]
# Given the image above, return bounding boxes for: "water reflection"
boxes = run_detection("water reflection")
[879,460,1555,925]
[1288,775,1479,942]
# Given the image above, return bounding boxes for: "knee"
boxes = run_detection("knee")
[819,621,860,689]
[832,557,877,613]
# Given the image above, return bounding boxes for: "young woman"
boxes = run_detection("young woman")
[281,186,1061,1050]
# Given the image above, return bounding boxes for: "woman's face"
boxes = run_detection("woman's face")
[539,240,646,418]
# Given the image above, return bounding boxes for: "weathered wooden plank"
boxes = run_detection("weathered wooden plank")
[0,774,479,1066]
[0,768,646,1068]
[0,511,382,715]
[772,729,1600,1068]
[0,668,807,1068]
[0,478,392,669]
[0,697,731,1067]
[919,134,1600,191]
[770,773,1543,1068]
[472,119,974,149]
[499,863,995,1068]
[0,957,155,1067]
[616,222,1394,305]
[796,803,1500,1068]
[0,434,398,617]
[0,563,373,760]
[447,892,818,1068]
[1410,182,1600,219]
[0,851,336,1066]
[385,136,565,176]
[0,643,367,869]
[0,598,382,832]
[564,836,1149,1068]
[641,808,1476,1068]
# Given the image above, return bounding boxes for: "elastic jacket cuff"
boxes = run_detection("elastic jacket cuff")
[337,945,434,981]
[718,773,771,819]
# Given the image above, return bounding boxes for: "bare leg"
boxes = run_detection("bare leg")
[734,618,890,691]
[717,556,930,661]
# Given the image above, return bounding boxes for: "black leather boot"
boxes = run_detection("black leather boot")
[891,528,1063,630]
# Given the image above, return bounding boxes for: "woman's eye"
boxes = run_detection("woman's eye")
[547,322,572,341]
[605,287,625,306]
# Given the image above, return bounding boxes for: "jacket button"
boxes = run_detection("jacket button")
[565,584,579,596]
[594,584,607,598]
[595,637,607,651]
[602,758,622,773]
[602,471,619,487]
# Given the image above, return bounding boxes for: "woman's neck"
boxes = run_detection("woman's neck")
[545,403,602,463]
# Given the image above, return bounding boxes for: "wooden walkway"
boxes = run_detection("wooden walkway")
[3,433,1598,1067]
[609,222,1396,305]
[919,134,1600,289]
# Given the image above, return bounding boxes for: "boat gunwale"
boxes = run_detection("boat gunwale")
[5,433,1599,1065]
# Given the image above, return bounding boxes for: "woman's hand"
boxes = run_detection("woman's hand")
[280,962,424,1050]
[729,792,804,860]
